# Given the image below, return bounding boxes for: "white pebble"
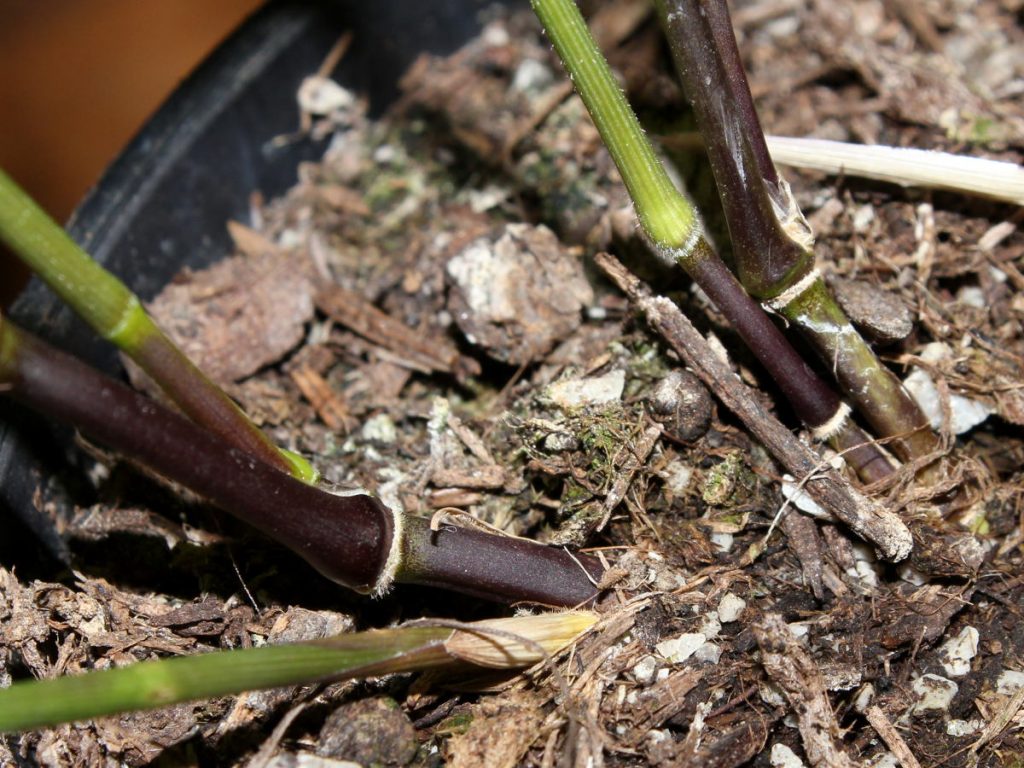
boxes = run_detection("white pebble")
[695,642,722,664]
[361,413,397,444]
[852,684,875,714]
[710,531,734,553]
[630,655,658,685]
[770,743,805,768]
[780,476,830,519]
[544,370,625,410]
[911,674,958,713]
[656,633,706,664]
[947,718,982,737]
[717,593,746,623]
[997,669,1024,694]
[297,76,354,115]
[759,681,786,707]
[939,626,979,677]
[699,611,722,640]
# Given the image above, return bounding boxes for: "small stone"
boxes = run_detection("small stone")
[938,626,979,677]
[267,754,362,768]
[297,76,355,115]
[659,461,694,495]
[852,684,875,714]
[647,370,713,441]
[787,623,810,639]
[830,277,914,342]
[718,593,746,623]
[770,743,806,768]
[511,58,554,93]
[655,633,706,664]
[630,655,659,685]
[956,286,986,308]
[698,611,722,640]
[947,719,982,737]
[904,342,993,434]
[996,669,1024,694]
[694,642,722,664]
[904,368,993,434]
[710,531,734,553]
[911,674,958,713]
[544,369,625,411]
[759,682,787,707]
[866,754,900,768]
[542,431,579,452]
[317,697,418,766]
[852,204,875,233]
[361,413,397,445]
[780,476,830,519]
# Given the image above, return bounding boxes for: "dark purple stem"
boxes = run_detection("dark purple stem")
[688,239,837,429]
[0,321,603,605]
[657,0,812,298]
[399,516,603,607]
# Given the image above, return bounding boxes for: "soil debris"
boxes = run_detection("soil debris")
[5,2,1024,766]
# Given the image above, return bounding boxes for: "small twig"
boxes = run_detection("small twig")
[245,698,311,768]
[865,704,923,768]
[595,253,912,562]
[970,685,1024,755]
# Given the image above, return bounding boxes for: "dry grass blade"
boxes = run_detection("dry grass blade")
[766,136,1024,206]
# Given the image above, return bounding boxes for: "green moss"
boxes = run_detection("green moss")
[437,711,474,735]
[701,452,755,507]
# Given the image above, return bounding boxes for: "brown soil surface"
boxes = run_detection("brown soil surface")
[4,1,1024,766]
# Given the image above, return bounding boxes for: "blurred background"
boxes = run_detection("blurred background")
[0,0,264,306]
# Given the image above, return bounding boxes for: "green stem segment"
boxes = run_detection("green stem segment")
[0,627,451,733]
[0,611,596,733]
[655,0,938,464]
[0,168,315,482]
[532,0,893,479]
[531,0,696,250]
[0,314,603,606]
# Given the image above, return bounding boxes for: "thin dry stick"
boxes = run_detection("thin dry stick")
[752,612,857,768]
[595,252,911,561]
[970,685,1024,755]
[865,704,923,768]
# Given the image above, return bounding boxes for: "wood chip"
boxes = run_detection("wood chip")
[316,284,460,374]
[781,511,825,600]
[971,684,1024,754]
[432,465,506,490]
[289,364,354,433]
[753,612,857,768]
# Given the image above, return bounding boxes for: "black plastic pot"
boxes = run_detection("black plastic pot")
[0,0,502,569]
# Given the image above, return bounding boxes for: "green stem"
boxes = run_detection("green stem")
[0,627,451,733]
[530,0,696,252]
[0,168,315,482]
[0,612,597,733]
[779,279,938,462]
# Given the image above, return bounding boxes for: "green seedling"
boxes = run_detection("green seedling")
[0,610,596,732]
[0,0,974,743]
